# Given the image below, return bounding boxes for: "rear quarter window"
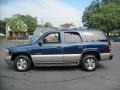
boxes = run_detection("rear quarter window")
[83,31,107,42]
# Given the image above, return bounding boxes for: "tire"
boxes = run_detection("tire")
[13,55,32,72]
[81,55,98,71]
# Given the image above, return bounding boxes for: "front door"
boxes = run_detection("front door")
[33,32,63,63]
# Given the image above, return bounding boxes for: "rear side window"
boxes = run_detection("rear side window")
[64,32,82,43]
[84,31,107,42]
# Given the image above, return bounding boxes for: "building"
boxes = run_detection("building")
[59,23,76,29]
[6,23,11,39]
[6,23,27,39]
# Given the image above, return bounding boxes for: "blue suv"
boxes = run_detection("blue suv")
[4,29,113,71]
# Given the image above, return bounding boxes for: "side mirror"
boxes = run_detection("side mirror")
[38,41,42,46]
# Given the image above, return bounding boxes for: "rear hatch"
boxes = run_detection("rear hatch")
[82,30,111,53]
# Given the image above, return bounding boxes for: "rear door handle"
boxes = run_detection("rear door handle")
[57,46,62,48]
[78,45,83,48]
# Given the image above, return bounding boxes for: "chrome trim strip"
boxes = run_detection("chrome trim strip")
[100,53,111,61]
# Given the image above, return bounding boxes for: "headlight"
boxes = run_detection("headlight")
[5,49,9,55]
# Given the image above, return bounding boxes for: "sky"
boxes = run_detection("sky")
[0,0,93,27]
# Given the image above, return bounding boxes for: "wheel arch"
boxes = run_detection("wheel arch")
[11,52,33,64]
[81,51,100,61]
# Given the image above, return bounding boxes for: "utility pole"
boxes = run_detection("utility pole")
[41,18,43,27]
[41,18,44,34]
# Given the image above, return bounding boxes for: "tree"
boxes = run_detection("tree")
[0,20,6,34]
[13,14,38,34]
[6,18,27,32]
[82,0,120,37]
[102,0,120,4]
[44,22,52,27]
[6,17,28,39]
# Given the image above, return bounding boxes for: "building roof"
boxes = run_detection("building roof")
[60,23,75,29]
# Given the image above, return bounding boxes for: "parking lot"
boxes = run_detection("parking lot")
[0,39,120,90]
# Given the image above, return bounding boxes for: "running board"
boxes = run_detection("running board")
[35,62,79,67]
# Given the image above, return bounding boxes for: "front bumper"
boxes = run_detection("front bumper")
[4,56,12,66]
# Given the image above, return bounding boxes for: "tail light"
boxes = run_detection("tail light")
[108,45,112,53]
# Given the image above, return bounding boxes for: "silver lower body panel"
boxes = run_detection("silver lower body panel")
[4,55,13,66]
[31,54,81,66]
[100,53,113,61]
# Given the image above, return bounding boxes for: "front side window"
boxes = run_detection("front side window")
[64,32,81,43]
[43,32,60,44]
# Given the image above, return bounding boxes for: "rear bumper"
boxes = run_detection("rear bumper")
[4,55,12,66]
[100,53,113,61]
[109,54,113,60]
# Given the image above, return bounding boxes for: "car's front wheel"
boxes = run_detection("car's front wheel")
[81,55,98,71]
[13,55,32,72]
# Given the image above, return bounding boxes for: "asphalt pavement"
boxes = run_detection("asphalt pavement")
[0,39,120,90]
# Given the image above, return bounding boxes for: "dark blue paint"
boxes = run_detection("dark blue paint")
[7,29,110,56]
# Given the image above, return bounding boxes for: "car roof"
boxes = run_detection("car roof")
[46,28,102,33]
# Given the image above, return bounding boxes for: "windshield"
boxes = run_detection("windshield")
[29,36,40,43]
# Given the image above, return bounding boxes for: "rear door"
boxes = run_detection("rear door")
[63,32,83,63]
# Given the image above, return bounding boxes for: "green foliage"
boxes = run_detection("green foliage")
[44,22,52,27]
[37,22,53,28]
[82,0,120,36]
[13,14,38,34]
[102,0,120,4]
[6,18,28,32]
[0,20,6,34]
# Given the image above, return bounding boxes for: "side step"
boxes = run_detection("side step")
[35,62,79,67]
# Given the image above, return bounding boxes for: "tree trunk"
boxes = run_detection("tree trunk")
[119,31,120,36]
[106,32,110,39]
[12,32,16,40]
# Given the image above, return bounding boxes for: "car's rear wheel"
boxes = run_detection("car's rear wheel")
[13,55,32,72]
[81,55,98,71]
